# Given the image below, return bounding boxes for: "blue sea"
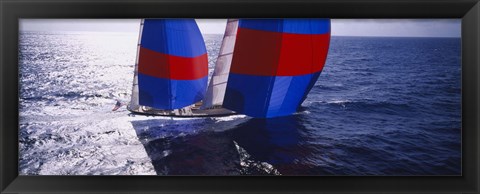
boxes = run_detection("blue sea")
[19,31,461,175]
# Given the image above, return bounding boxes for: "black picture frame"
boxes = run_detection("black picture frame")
[1,0,479,193]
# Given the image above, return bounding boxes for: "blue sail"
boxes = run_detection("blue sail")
[137,19,208,110]
[223,19,331,118]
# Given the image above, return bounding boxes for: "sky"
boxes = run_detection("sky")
[19,19,461,37]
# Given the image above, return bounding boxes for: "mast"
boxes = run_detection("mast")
[128,19,145,112]
[201,19,239,109]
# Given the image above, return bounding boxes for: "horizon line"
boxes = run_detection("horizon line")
[19,30,461,38]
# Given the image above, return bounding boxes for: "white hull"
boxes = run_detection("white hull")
[127,102,236,117]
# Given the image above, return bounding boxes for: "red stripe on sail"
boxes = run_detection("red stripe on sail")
[230,28,330,76]
[230,28,282,76]
[138,47,208,80]
[278,32,330,75]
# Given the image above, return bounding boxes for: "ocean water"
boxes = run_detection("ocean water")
[19,31,461,175]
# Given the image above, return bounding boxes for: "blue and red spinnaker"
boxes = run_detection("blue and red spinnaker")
[137,19,208,110]
[223,19,331,118]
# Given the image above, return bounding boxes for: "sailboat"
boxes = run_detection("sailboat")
[128,19,330,118]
